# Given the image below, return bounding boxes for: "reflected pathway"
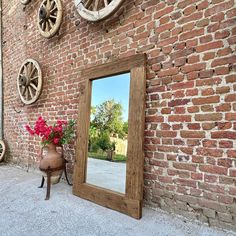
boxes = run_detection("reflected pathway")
[87,158,126,193]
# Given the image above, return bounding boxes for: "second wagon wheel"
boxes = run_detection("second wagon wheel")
[0,140,6,162]
[37,0,63,38]
[21,0,31,5]
[17,59,43,105]
[75,0,125,22]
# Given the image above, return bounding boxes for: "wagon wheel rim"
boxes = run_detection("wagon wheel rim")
[75,0,124,22]
[21,0,31,5]
[17,59,43,105]
[37,0,63,38]
[0,140,6,162]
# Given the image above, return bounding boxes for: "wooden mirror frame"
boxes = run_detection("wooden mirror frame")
[73,54,146,219]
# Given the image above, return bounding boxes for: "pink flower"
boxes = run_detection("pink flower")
[25,125,35,136]
[57,120,68,125]
[53,137,59,145]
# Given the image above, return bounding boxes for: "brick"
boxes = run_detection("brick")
[212,55,236,67]
[171,81,194,90]
[180,131,205,138]
[226,75,236,83]
[201,105,214,112]
[218,158,232,168]
[156,131,177,138]
[187,106,199,113]
[168,115,191,122]
[181,63,206,73]
[201,88,214,96]
[219,140,233,148]
[154,6,174,19]
[211,131,236,139]
[227,150,236,158]
[216,86,230,94]
[188,123,200,130]
[199,165,227,175]
[215,30,230,39]
[168,99,190,107]
[196,41,223,53]
[230,169,236,177]
[217,48,232,57]
[202,140,217,148]
[225,94,236,102]
[225,113,236,121]
[180,29,204,41]
[192,96,220,105]
[216,103,231,112]
[204,174,218,183]
[196,147,223,157]
[173,162,197,172]
[217,122,232,130]
[158,68,178,77]
[215,67,229,75]
[203,52,215,61]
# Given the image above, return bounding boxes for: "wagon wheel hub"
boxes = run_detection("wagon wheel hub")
[39,6,50,20]
[19,75,31,87]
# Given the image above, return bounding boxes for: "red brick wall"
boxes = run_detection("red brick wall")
[2,0,236,230]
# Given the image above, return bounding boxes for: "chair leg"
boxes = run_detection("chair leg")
[38,176,45,188]
[45,171,51,200]
[64,165,72,186]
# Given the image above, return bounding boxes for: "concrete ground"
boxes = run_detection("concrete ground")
[0,164,235,236]
[87,158,126,193]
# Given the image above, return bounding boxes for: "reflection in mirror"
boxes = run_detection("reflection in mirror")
[86,73,130,193]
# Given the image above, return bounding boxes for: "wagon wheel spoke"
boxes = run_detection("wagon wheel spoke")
[25,87,30,100]
[84,0,93,8]
[28,86,34,99]
[22,86,27,96]
[48,18,54,28]
[45,21,49,32]
[30,82,38,91]
[46,0,51,9]
[30,76,38,81]
[23,65,28,76]
[50,15,57,20]
[104,0,108,6]
[29,66,37,78]
[93,0,100,11]
[50,1,56,10]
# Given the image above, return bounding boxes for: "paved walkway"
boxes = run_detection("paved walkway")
[0,164,235,236]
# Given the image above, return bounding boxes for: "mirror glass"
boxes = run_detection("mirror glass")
[86,73,130,193]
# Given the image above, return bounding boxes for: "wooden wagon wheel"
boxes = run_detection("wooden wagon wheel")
[21,0,31,4]
[17,59,43,105]
[74,0,124,22]
[0,140,6,162]
[37,0,63,38]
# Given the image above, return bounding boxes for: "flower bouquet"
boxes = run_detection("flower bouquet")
[25,116,75,146]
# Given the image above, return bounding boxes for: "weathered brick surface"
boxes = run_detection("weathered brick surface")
[2,0,236,231]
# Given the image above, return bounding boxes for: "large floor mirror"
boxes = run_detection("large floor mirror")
[73,54,146,219]
[87,73,130,193]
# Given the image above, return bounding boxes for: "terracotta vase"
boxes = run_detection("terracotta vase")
[39,143,65,184]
